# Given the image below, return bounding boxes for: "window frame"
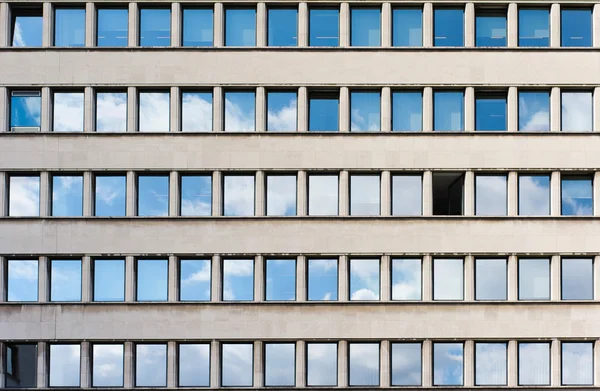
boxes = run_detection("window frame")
[179,89,213,132]
[391,6,423,47]
[178,258,212,302]
[52,90,85,132]
[6,258,39,302]
[391,173,423,216]
[10,90,42,131]
[308,7,340,47]
[560,7,592,48]
[349,6,382,47]
[224,7,257,47]
[307,173,339,216]
[433,7,465,47]
[50,172,84,217]
[138,6,171,47]
[7,173,41,217]
[349,173,381,216]
[267,6,298,47]
[53,7,86,47]
[265,173,298,217]
[433,89,465,132]
[518,7,550,47]
[266,89,298,132]
[560,90,594,132]
[137,90,171,132]
[181,7,214,47]
[475,91,507,131]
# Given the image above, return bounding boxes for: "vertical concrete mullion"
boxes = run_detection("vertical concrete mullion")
[550,87,561,132]
[551,339,560,386]
[507,255,518,301]
[214,3,223,47]
[422,171,432,216]
[422,340,432,387]
[594,87,600,132]
[81,256,92,302]
[339,171,349,216]
[38,257,48,302]
[464,3,475,48]
[257,2,266,47]
[465,87,475,132]
[297,87,307,132]
[422,87,433,132]
[380,171,391,216]
[169,171,179,216]
[507,87,518,132]
[256,87,266,132]
[37,341,48,388]
[125,255,136,302]
[85,3,95,47]
[43,3,53,47]
[124,342,134,388]
[464,255,474,301]
[340,3,349,48]
[0,256,5,302]
[254,255,264,301]
[296,340,306,387]
[40,171,51,216]
[80,341,91,388]
[550,4,560,48]
[464,340,474,386]
[212,171,222,216]
[380,255,390,301]
[126,171,136,216]
[551,171,561,216]
[422,255,432,301]
[507,3,518,48]
[595,340,600,386]
[128,2,138,47]
[170,86,181,132]
[298,3,308,47]
[83,171,93,216]
[0,3,9,47]
[381,87,391,132]
[0,171,6,217]
[167,341,177,387]
[41,87,52,132]
[211,341,220,387]
[211,255,222,301]
[595,255,600,301]
[464,171,475,216]
[551,255,561,301]
[253,341,263,387]
[255,171,265,216]
[508,171,518,216]
[0,87,7,133]
[297,255,306,301]
[171,3,181,47]
[84,87,95,133]
[337,341,348,387]
[297,170,307,216]
[594,4,600,48]
[339,87,349,132]
[213,86,223,132]
[381,3,391,48]
[127,87,137,132]
[507,340,517,386]
[380,340,390,387]
[423,3,433,48]
[168,255,178,302]
[338,255,348,302]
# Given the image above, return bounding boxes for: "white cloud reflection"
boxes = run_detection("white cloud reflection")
[561,92,593,132]
[9,176,40,216]
[53,93,84,132]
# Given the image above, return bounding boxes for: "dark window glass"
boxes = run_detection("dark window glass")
[268,8,297,46]
[4,344,37,388]
[182,8,213,46]
[309,8,339,46]
[309,92,339,131]
[97,9,128,46]
[476,93,506,131]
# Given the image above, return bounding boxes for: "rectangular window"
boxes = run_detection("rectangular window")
[51,175,83,216]
[265,343,295,386]
[136,259,168,302]
[475,343,507,385]
[349,343,379,386]
[182,8,213,46]
[434,91,464,131]
[11,8,43,47]
[8,175,40,216]
[180,259,211,301]
[92,344,124,387]
[432,172,464,215]
[350,91,380,131]
[265,258,296,301]
[519,258,550,300]
[50,259,82,302]
[96,91,127,132]
[392,175,422,216]
[97,8,128,47]
[351,8,380,46]
[222,259,254,301]
[350,258,380,301]
[94,175,126,217]
[140,8,170,46]
[223,175,255,216]
[308,174,338,216]
[137,174,169,216]
[267,91,297,131]
[221,343,253,386]
[391,343,421,386]
[49,345,80,387]
[518,174,550,216]
[53,92,84,132]
[136,344,167,387]
[519,9,549,47]
[93,259,125,302]
[476,93,507,131]
[561,91,593,132]
[433,258,463,300]
[475,258,507,300]
[518,91,550,131]
[562,342,593,385]
[475,174,507,216]
[306,343,337,386]
[268,8,297,46]
[225,91,255,132]
[4,344,37,388]
[392,8,422,47]
[309,92,339,131]
[266,175,297,216]
[10,90,41,131]
[561,175,593,216]
[180,174,212,216]
[225,8,256,46]
[54,8,85,47]
[433,343,463,386]
[561,8,591,47]
[182,91,213,132]
[309,8,339,46]
[519,343,550,385]
[475,10,506,47]
[392,91,422,132]
[391,258,421,301]
[7,259,38,302]
[307,258,338,301]
[562,258,593,300]
[350,174,380,216]
[139,91,170,132]
[434,8,464,47]
[179,344,210,387]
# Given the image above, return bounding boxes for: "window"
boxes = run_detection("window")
[267,91,297,131]
[476,10,506,47]
[11,8,42,47]
[137,174,169,216]
[49,344,80,387]
[475,343,507,385]
[350,91,380,131]
[350,258,380,301]
[179,344,210,387]
[4,344,37,388]
[182,91,212,132]
[432,172,464,215]
[265,259,296,301]
[221,343,253,386]
[223,175,255,216]
[433,258,463,300]
[392,175,422,216]
[392,8,422,47]
[475,175,507,216]
[95,175,126,217]
[562,342,593,385]
[182,8,213,46]
[518,174,550,216]
[307,258,338,301]
[519,9,549,47]
[136,259,168,302]
[351,8,380,46]
[518,343,550,385]
[309,8,339,46]
[8,175,40,216]
[93,259,125,302]
[349,175,380,216]
[92,344,124,387]
[96,91,127,132]
[476,93,507,131]
[434,8,464,47]
[225,91,255,132]
[309,92,339,131]
[136,344,167,387]
[54,8,85,47]
[434,90,463,131]
[519,258,550,300]
[51,175,83,216]
[265,343,295,386]
[268,8,297,46]
[391,258,421,300]
[139,91,170,132]
[561,8,591,47]
[349,343,379,386]
[139,8,170,47]
[475,258,507,300]
[266,175,297,216]
[561,175,593,216]
[7,259,38,302]
[10,90,41,131]
[306,343,337,386]
[433,343,463,386]
[180,174,212,216]
[222,259,254,301]
[392,91,422,132]
[53,92,84,132]
[180,259,211,301]
[561,91,593,132]
[519,91,550,131]
[308,174,338,215]
[97,8,128,46]
[562,258,593,300]
[50,259,82,302]
[391,343,421,386]
[225,8,256,46]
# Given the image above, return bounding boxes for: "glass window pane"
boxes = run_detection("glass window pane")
[350,91,380,131]
[266,175,297,216]
[12,13,43,47]
[308,258,338,301]
[94,175,126,217]
[8,176,40,216]
[182,8,213,46]
[223,175,255,216]
[519,343,550,385]
[137,175,169,216]
[519,9,549,47]
[49,345,80,387]
[561,175,593,216]
[349,343,379,386]
[476,94,506,131]
[475,259,507,300]
[350,175,380,216]
[391,343,421,386]
[392,175,422,215]
[476,12,506,47]
[221,344,253,386]
[180,175,212,216]
[519,258,550,300]
[475,175,507,216]
[562,342,593,385]
[225,91,255,132]
[93,259,125,302]
[434,91,463,131]
[265,343,295,386]
[140,8,170,47]
[182,91,212,132]
[562,258,593,300]
[267,91,297,131]
[53,92,84,132]
[266,259,296,301]
[92,344,124,387]
[391,258,421,301]
[309,8,339,46]
[136,344,167,387]
[50,259,82,302]
[97,9,128,47]
[225,8,256,46]
[434,8,464,47]
[309,93,339,131]
[7,259,38,302]
[268,8,297,46]
[5,344,37,387]
[52,175,83,216]
[475,343,506,385]
[136,259,167,301]
[433,343,463,386]
[180,259,211,301]
[222,259,254,301]
[139,92,170,132]
[179,344,210,387]
[561,8,592,47]
[351,8,380,46]
[350,258,380,301]
[54,8,85,47]
[519,175,550,216]
[519,91,550,131]
[11,91,41,129]
[392,8,422,47]
[308,175,338,216]
[96,92,127,132]
[561,91,592,132]
[392,91,422,132]
[433,258,463,300]
[306,343,337,386]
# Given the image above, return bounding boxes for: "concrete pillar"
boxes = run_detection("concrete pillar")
[550,87,560,132]
[210,341,220,387]
[84,86,94,133]
[256,86,266,132]
[43,2,53,47]
[85,3,95,47]
[297,255,306,301]
[39,171,50,216]
[213,86,223,132]
[254,255,264,301]
[423,3,433,48]
[338,255,348,302]
[167,341,177,387]
[594,87,600,132]
[0,171,6,217]
[422,87,433,132]
[339,87,349,132]
[297,170,307,216]
[550,4,560,48]
[422,340,432,386]
[81,256,92,302]
[380,255,390,301]
[298,3,308,47]
[169,171,179,216]
[212,171,222,216]
[594,4,600,48]
[125,255,135,302]
[551,255,561,301]
[0,87,7,133]
[507,87,518,132]
[507,255,518,301]
[339,171,349,216]
[422,171,432,216]
[255,171,264,216]
[381,87,391,132]
[0,256,6,302]
[508,171,518,216]
[465,87,475,131]
[253,341,263,387]
[380,340,390,387]
[0,3,9,47]
[37,342,48,387]
[128,2,138,46]
[337,341,348,387]
[464,3,475,48]
[381,3,391,48]
[127,86,137,132]
[171,3,181,47]
[214,3,224,47]
[80,341,91,387]
[168,255,178,302]
[464,255,474,301]
[551,171,561,216]
[298,87,308,132]
[296,340,306,386]
[422,255,432,301]
[38,257,48,302]
[464,340,474,386]
[211,255,222,301]
[340,3,349,47]
[257,2,266,47]
[170,86,180,132]
[507,340,517,386]
[551,339,560,386]
[83,171,93,216]
[124,342,134,388]
[464,171,475,216]
[41,87,51,132]
[507,3,518,48]
[126,171,136,216]
[381,171,391,216]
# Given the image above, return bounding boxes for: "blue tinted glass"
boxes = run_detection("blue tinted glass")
[50,260,82,302]
[391,258,421,300]
[351,8,380,46]
[434,8,464,47]
[12,15,43,46]
[225,8,256,46]
[94,259,125,301]
[52,175,83,216]
[351,91,380,132]
[476,95,506,131]
[268,8,297,46]
[7,260,38,302]
[267,92,297,131]
[393,8,422,47]
[519,91,549,131]
[562,9,592,47]
[137,259,168,301]
[308,259,338,301]
[350,259,380,301]
[434,91,464,131]
[225,91,255,132]
[96,92,127,132]
[183,8,213,46]
[97,9,128,47]
[392,91,422,131]
[180,259,211,301]
[310,9,339,46]
[434,343,463,385]
[140,8,170,47]
[53,92,84,132]
[95,176,126,217]
[562,176,593,216]
[11,91,41,128]
[181,175,212,216]
[182,92,212,132]
[138,175,169,216]
[265,259,296,301]
[519,9,549,47]
[222,259,254,301]
[309,94,339,131]
[54,8,85,47]
[476,13,506,47]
